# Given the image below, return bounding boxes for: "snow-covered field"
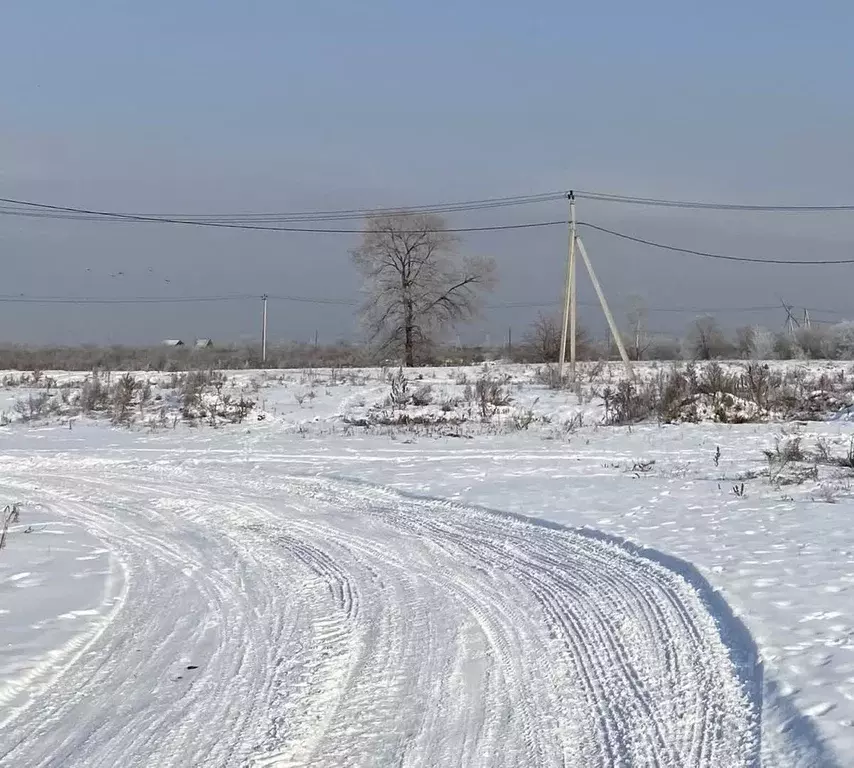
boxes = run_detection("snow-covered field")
[1,363,853,766]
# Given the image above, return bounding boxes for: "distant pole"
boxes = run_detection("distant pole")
[314,329,319,349]
[508,326,512,359]
[558,191,577,383]
[261,294,268,365]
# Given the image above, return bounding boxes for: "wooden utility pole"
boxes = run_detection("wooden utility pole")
[261,294,268,364]
[558,191,577,382]
[558,192,634,381]
[574,235,634,379]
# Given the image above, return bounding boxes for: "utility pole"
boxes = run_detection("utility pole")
[508,326,512,359]
[261,294,268,365]
[557,191,634,381]
[569,193,578,381]
[558,191,577,383]
[574,235,634,379]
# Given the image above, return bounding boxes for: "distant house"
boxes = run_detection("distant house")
[194,339,214,349]
[162,339,185,347]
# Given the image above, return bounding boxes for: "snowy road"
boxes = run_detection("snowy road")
[1,455,760,767]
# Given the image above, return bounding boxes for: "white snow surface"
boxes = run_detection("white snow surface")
[1,363,853,766]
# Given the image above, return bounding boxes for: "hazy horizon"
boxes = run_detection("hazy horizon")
[3,1,853,345]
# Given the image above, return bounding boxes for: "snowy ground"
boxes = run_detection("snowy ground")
[1,363,853,766]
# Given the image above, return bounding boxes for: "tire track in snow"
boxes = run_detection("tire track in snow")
[0,460,761,767]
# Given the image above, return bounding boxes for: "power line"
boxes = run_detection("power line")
[4,194,854,266]
[0,293,356,306]
[488,298,848,315]
[0,191,567,223]
[0,293,847,322]
[267,294,356,306]
[7,186,854,221]
[0,199,565,233]
[146,192,566,222]
[4,185,854,234]
[575,190,854,212]
[579,222,854,265]
[0,294,252,305]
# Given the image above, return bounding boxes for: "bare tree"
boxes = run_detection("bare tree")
[794,326,832,359]
[735,326,755,359]
[625,296,651,361]
[750,326,775,360]
[352,214,495,366]
[526,313,591,362]
[687,315,731,360]
[527,313,562,361]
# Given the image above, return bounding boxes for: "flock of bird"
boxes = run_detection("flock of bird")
[84,267,170,283]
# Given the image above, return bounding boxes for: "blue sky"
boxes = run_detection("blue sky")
[2,1,853,344]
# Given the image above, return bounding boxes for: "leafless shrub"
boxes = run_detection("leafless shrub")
[762,435,817,485]
[233,397,255,423]
[14,392,56,422]
[512,407,537,430]
[601,381,656,425]
[632,459,656,473]
[764,435,805,464]
[744,363,772,409]
[475,372,512,420]
[698,361,737,395]
[564,412,584,433]
[1,504,21,552]
[775,464,819,486]
[411,384,433,407]
[813,478,851,503]
[534,364,566,390]
[812,437,854,470]
[181,371,218,418]
[654,367,691,422]
[349,411,467,428]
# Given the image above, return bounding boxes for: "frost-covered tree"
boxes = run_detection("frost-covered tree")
[352,214,495,366]
[749,326,775,360]
[687,316,731,360]
[526,313,592,362]
[735,326,755,359]
[830,321,854,359]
